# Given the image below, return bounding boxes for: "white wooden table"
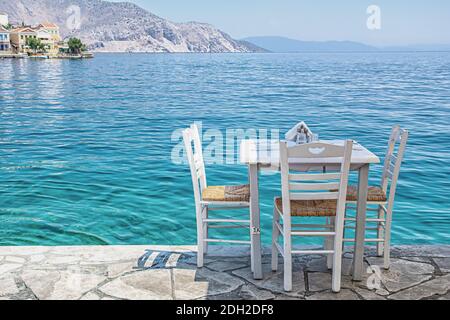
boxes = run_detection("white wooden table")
[240,139,380,280]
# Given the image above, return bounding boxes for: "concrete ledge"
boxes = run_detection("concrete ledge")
[0,245,449,300]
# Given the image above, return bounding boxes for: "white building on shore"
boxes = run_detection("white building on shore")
[0,12,8,26]
[0,26,11,54]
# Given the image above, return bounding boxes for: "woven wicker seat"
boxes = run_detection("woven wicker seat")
[202,184,250,202]
[275,197,337,217]
[347,185,387,202]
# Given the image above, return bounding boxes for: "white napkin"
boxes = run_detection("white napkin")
[285,121,313,142]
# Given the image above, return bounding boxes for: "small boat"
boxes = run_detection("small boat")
[82,52,94,59]
[29,55,49,59]
[56,54,82,59]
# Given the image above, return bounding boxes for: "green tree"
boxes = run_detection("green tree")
[26,37,45,53]
[67,37,84,54]
[39,43,46,52]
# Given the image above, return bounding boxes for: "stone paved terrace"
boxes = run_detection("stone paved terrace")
[0,245,449,300]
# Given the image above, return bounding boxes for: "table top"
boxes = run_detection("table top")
[240,139,380,167]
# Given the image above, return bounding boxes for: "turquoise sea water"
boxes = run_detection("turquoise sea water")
[0,52,449,246]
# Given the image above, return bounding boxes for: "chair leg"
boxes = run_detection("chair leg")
[383,208,393,270]
[203,207,209,254]
[332,217,344,293]
[284,252,292,291]
[283,216,292,292]
[249,206,255,273]
[326,217,335,269]
[196,204,205,268]
[376,205,385,257]
[324,217,329,250]
[271,204,280,272]
[384,245,391,270]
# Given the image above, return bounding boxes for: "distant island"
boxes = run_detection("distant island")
[242,36,450,53]
[243,36,376,53]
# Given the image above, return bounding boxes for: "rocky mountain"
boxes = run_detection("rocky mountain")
[0,0,261,53]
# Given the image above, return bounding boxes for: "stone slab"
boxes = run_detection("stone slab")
[367,257,434,293]
[0,276,20,296]
[433,257,450,273]
[389,274,450,300]
[232,263,306,298]
[99,269,172,300]
[0,245,448,300]
[306,289,360,300]
[21,269,106,300]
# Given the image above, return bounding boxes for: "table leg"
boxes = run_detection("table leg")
[249,163,263,280]
[353,164,369,281]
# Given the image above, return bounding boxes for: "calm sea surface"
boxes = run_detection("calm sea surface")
[0,52,449,246]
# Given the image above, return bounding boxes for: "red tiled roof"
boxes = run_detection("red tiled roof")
[0,26,10,33]
[11,27,36,34]
[39,22,59,29]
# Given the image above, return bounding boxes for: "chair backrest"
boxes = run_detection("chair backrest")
[183,124,207,207]
[380,125,409,207]
[279,141,353,220]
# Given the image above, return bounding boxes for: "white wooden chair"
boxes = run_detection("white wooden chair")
[344,125,409,269]
[183,124,257,269]
[271,140,353,292]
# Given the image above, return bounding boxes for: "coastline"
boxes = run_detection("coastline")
[0,52,94,59]
[3,51,450,59]
[0,53,26,59]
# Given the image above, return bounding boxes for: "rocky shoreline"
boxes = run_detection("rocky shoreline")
[0,52,94,59]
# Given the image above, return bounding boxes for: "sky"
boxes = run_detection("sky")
[112,0,450,46]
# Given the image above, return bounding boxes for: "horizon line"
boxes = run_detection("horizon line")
[240,35,450,48]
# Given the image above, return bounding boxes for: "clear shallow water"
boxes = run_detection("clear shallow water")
[0,52,449,246]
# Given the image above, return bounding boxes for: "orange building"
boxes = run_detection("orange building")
[38,22,61,42]
[10,27,37,54]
